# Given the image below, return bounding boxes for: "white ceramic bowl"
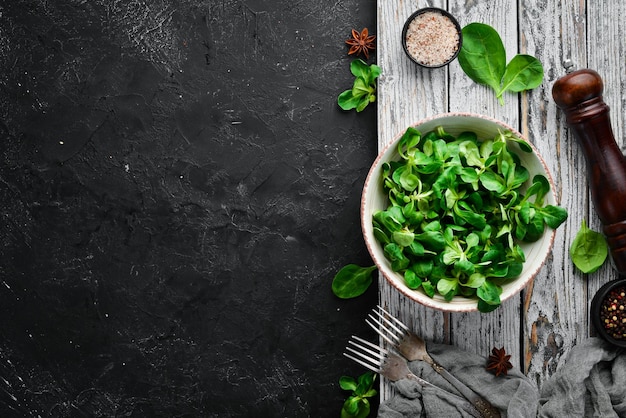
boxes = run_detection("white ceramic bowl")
[361,113,558,312]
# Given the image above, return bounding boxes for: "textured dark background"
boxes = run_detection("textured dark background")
[0,1,379,416]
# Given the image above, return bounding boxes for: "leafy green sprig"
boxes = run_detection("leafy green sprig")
[338,59,381,112]
[458,23,544,105]
[372,126,567,312]
[339,371,377,418]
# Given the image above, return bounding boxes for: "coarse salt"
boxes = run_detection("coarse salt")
[405,11,460,67]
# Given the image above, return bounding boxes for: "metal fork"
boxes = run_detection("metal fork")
[344,335,482,418]
[367,306,501,418]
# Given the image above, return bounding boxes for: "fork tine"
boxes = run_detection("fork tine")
[366,315,401,346]
[344,335,388,373]
[376,304,411,332]
[343,351,380,373]
[348,335,388,359]
[369,307,407,339]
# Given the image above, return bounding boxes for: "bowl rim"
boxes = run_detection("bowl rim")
[401,7,463,68]
[360,112,558,312]
[590,277,626,348]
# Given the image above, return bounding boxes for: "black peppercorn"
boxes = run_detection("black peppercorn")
[592,278,626,348]
[599,287,626,339]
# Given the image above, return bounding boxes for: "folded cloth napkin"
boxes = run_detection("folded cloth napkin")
[377,337,626,417]
[537,337,626,418]
[377,342,538,418]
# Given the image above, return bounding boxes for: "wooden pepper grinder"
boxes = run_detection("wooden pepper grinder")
[552,64,626,274]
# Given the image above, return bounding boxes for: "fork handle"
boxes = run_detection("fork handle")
[429,361,501,418]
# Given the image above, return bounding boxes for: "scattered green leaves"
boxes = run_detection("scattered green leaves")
[332,264,377,299]
[339,372,377,418]
[338,59,381,112]
[457,23,543,105]
[570,219,608,273]
[373,126,568,312]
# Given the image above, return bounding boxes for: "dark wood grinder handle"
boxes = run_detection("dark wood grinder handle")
[552,69,626,274]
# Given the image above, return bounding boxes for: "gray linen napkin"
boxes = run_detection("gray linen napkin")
[378,337,626,417]
[537,337,626,418]
[377,342,538,417]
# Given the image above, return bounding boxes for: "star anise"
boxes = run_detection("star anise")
[345,28,376,59]
[486,346,513,377]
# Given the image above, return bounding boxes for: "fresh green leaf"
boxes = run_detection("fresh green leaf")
[477,280,501,306]
[356,371,376,394]
[339,376,357,391]
[415,230,446,251]
[406,240,425,257]
[411,260,433,278]
[458,23,544,104]
[455,259,475,275]
[392,229,415,247]
[384,243,410,271]
[504,131,533,153]
[498,54,543,95]
[506,261,524,277]
[356,95,372,112]
[351,77,372,98]
[524,212,546,242]
[368,64,382,84]
[530,175,551,205]
[398,127,421,158]
[511,165,530,187]
[343,397,360,416]
[399,168,420,191]
[372,226,390,245]
[373,210,403,233]
[570,219,608,273]
[422,281,436,298]
[465,272,486,288]
[332,264,377,299]
[478,299,501,313]
[404,269,422,289]
[458,23,506,92]
[460,140,483,167]
[437,278,458,296]
[338,90,362,111]
[350,58,370,78]
[541,205,568,229]
[479,171,506,193]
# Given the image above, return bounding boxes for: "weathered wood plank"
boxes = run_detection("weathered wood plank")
[376,0,625,405]
[520,0,589,386]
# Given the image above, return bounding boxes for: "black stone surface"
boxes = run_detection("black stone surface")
[0,1,379,416]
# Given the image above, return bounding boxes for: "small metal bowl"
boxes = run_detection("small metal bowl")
[401,7,462,68]
[591,277,626,348]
